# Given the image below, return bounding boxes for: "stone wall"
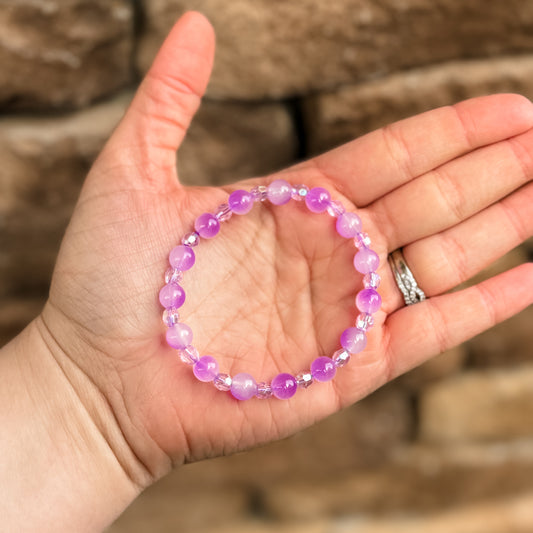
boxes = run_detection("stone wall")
[1,1,532,532]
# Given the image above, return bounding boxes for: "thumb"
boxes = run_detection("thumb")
[108,12,215,188]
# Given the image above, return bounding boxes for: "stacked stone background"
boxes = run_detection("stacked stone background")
[1,1,532,531]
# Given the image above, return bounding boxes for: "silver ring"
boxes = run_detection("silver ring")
[388,249,426,306]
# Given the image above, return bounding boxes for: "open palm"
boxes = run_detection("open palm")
[39,13,533,486]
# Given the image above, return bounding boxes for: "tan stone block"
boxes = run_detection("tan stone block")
[305,55,533,153]
[179,100,297,186]
[0,92,131,298]
[0,0,133,110]
[138,0,533,100]
[419,366,533,443]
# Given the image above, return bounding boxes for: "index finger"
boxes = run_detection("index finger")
[311,94,533,206]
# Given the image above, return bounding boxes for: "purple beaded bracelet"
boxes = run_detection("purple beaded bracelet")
[159,180,381,401]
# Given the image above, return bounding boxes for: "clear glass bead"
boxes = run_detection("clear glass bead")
[291,184,309,201]
[363,272,381,289]
[215,203,233,222]
[182,231,200,247]
[165,267,183,284]
[162,308,180,327]
[332,349,351,367]
[355,312,375,331]
[256,382,273,399]
[326,200,346,217]
[214,373,232,391]
[354,232,371,249]
[251,185,268,202]
[179,345,199,365]
[296,372,313,388]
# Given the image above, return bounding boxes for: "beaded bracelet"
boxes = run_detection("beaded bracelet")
[159,180,381,401]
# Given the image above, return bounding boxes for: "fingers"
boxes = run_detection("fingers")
[312,94,533,206]
[109,12,215,189]
[403,180,533,298]
[384,262,533,379]
[372,126,533,251]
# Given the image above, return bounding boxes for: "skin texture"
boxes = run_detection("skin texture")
[1,11,533,532]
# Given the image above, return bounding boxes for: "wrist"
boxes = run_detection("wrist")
[0,314,144,532]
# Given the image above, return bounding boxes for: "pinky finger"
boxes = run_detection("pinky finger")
[384,262,533,379]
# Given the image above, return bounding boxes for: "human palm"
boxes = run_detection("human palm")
[39,13,533,485]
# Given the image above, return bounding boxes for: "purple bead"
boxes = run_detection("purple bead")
[267,179,292,205]
[228,190,254,215]
[159,283,186,309]
[340,327,368,354]
[353,248,380,274]
[230,373,258,400]
[169,245,195,271]
[271,373,298,400]
[356,288,382,314]
[166,323,193,349]
[194,213,220,239]
[336,212,362,238]
[310,356,337,382]
[193,355,219,382]
[305,187,331,213]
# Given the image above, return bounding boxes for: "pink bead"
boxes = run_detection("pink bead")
[159,283,185,309]
[169,245,195,271]
[305,187,331,213]
[271,373,298,399]
[340,327,367,354]
[356,288,382,314]
[353,248,380,274]
[336,212,362,238]
[166,323,193,349]
[228,190,254,215]
[193,356,219,382]
[267,179,292,205]
[194,213,220,238]
[256,382,273,398]
[230,373,258,400]
[310,356,336,382]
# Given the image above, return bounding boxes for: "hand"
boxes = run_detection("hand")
[37,12,533,494]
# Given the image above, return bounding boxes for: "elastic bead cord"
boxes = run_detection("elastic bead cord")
[160,181,381,401]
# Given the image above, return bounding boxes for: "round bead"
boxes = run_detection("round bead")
[169,245,195,271]
[193,356,219,382]
[356,288,382,314]
[215,203,232,222]
[194,213,220,239]
[296,372,313,388]
[363,272,381,289]
[230,373,258,400]
[305,187,331,213]
[256,382,273,399]
[228,190,254,215]
[332,349,351,367]
[340,327,368,354]
[336,212,362,238]
[166,323,193,349]
[267,179,292,205]
[182,231,200,247]
[310,356,336,382]
[271,373,298,400]
[159,283,186,309]
[214,373,232,391]
[162,308,180,327]
[179,345,199,365]
[353,248,380,274]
